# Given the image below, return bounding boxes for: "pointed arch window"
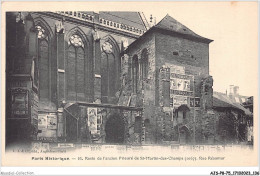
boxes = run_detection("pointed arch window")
[67,34,86,101]
[141,49,148,81]
[36,25,49,100]
[132,55,139,93]
[134,116,142,133]
[101,41,120,103]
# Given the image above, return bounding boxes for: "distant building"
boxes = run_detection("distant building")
[213,91,253,144]
[242,96,254,144]
[243,96,253,113]
[228,85,248,104]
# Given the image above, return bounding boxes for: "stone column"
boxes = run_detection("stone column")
[162,67,171,107]
[93,29,101,103]
[201,75,215,144]
[55,20,65,106]
[57,108,64,140]
[55,21,65,142]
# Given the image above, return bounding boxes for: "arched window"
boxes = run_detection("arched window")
[36,25,49,100]
[141,49,148,80]
[144,119,150,127]
[132,55,139,93]
[134,116,142,133]
[101,41,119,103]
[67,34,86,101]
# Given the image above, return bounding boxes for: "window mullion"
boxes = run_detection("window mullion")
[107,54,109,99]
[75,47,78,101]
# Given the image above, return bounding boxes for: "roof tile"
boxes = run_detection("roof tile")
[155,14,211,41]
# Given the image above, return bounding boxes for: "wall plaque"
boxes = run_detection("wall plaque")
[11,88,29,116]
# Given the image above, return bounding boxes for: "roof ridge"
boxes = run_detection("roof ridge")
[155,14,168,26]
[155,14,212,42]
[138,12,150,30]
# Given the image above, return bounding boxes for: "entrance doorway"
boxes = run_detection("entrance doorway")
[66,114,78,142]
[179,126,191,144]
[105,114,125,144]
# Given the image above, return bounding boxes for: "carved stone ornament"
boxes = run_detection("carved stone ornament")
[35,26,46,39]
[69,34,84,48]
[15,12,25,24]
[202,76,213,93]
[55,21,65,34]
[102,41,113,54]
[92,29,100,41]
[121,37,129,50]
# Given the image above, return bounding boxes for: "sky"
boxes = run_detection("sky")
[140,2,258,96]
[2,1,259,96]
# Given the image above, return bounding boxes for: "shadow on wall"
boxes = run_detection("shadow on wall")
[105,114,125,144]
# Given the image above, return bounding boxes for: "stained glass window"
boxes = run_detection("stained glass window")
[101,41,119,103]
[102,42,113,54]
[67,34,86,101]
[39,40,49,99]
[36,25,49,100]
[141,49,148,80]
[132,55,139,93]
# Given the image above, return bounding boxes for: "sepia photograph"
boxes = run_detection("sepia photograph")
[1,1,259,175]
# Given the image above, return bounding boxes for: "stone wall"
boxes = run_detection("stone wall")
[155,31,210,97]
[60,103,145,144]
[6,13,39,145]
[27,13,142,143]
[119,33,157,144]
[29,12,139,109]
[119,29,215,145]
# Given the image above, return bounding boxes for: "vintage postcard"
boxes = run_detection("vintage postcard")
[1,1,259,171]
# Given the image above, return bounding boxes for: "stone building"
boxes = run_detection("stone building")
[243,96,253,113]
[120,14,214,144]
[9,11,247,146]
[242,96,254,144]
[6,11,148,146]
[213,91,253,144]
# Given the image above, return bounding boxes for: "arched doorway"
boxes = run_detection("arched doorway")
[105,114,125,144]
[179,126,191,144]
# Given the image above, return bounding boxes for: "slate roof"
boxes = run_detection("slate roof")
[242,96,253,107]
[213,92,252,116]
[126,14,213,51]
[83,11,148,31]
[154,14,212,42]
[100,12,147,31]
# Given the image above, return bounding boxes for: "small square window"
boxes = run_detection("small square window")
[173,51,179,56]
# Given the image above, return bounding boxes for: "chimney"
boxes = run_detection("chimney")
[233,86,239,96]
[229,85,234,96]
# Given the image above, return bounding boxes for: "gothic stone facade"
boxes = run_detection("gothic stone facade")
[6,12,218,146]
